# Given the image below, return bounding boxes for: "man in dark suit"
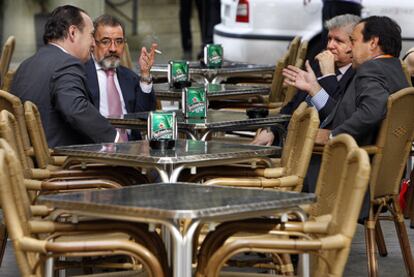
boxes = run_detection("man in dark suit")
[284,16,409,199]
[11,5,119,147]
[252,14,359,146]
[85,15,157,141]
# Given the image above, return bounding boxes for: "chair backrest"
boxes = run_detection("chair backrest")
[310,134,359,217]
[120,42,134,70]
[24,101,52,169]
[282,58,304,104]
[269,52,289,102]
[370,87,414,198]
[280,103,319,191]
[0,139,41,276]
[0,90,33,164]
[287,36,301,66]
[311,134,371,276]
[296,40,308,64]
[401,60,412,87]
[0,110,31,177]
[0,36,16,88]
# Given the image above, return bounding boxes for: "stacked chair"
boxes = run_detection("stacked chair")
[215,37,308,114]
[0,36,15,90]
[195,134,371,277]
[361,87,414,276]
[187,103,319,192]
[0,138,168,276]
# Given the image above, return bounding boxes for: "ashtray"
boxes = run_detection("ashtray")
[172,81,192,89]
[246,108,269,119]
[149,139,175,150]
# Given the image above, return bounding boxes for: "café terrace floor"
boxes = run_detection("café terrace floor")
[0,218,413,276]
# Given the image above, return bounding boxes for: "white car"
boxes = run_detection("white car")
[214,0,414,64]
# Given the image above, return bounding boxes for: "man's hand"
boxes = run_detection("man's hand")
[251,129,275,146]
[139,43,158,78]
[315,128,331,145]
[315,50,335,76]
[282,60,322,96]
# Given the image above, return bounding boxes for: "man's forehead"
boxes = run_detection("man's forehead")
[95,25,124,37]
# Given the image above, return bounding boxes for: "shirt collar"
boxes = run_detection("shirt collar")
[338,63,352,75]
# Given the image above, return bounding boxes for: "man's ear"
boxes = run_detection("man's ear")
[369,36,379,50]
[68,25,77,42]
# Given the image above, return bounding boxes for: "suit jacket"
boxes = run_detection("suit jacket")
[322,57,409,146]
[84,59,156,140]
[11,44,116,147]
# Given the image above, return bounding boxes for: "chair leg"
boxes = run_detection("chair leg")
[365,215,378,277]
[0,223,7,267]
[375,221,388,257]
[391,199,414,276]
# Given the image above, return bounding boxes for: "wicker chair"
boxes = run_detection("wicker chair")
[191,103,319,192]
[0,36,15,89]
[362,87,414,277]
[195,134,371,277]
[0,138,168,277]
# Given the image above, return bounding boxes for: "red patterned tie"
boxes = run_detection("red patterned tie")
[106,69,128,142]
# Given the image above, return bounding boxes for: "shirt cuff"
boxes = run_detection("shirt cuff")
[140,82,153,93]
[317,73,335,81]
[310,89,329,111]
[114,130,120,142]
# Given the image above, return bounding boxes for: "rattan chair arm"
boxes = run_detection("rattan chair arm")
[203,175,299,189]
[361,145,379,155]
[24,178,42,190]
[19,237,48,253]
[287,221,329,234]
[44,239,165,277]
[255,167,286,178]
[30,168,52,179]
[51,155,67,166]
[30,205,52,216]
[204,177,265,187]
[39,179,122,190]
[26,147,35,157]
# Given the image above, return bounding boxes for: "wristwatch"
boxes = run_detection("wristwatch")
[140,74,153,84]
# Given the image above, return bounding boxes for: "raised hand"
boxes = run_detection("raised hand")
[282,60,321,96]
[139,43,158,77]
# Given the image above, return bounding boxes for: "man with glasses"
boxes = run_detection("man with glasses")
[11,5,119,147]
[85,14,157,140]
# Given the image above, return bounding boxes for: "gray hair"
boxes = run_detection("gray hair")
[325,14,361,35]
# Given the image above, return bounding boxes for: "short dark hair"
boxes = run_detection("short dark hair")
[93,15,125,37]
[359,16,402,58]
[43,5,87,44]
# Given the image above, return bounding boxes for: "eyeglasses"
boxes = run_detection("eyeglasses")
[95,38,126,47]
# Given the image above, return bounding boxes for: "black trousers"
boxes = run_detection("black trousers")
[179,0,204,51]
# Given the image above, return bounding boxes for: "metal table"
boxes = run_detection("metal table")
[55,140,280,183]
[39,182,315,277]
[153,83,269,101]
[109,111,290,141]
[151,61,274,84]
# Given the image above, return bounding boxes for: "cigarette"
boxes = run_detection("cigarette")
[155,49,162,55]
